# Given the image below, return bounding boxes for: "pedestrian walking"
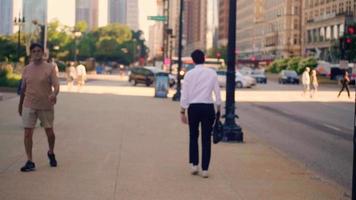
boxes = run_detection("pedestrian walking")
[302,67,311,96]
[66,62,76,91]
[180,49,222,178]
[337,71,351,98]
[310,69,318,98]
[76,63,86,92]
[18,43,60,172]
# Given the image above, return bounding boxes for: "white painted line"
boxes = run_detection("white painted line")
[323,123,342,131]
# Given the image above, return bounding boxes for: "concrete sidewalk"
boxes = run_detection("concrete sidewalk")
[0,86,349,200]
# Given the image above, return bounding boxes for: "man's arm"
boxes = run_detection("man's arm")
[18,85,25,116]
[213,74,222,113]
[180,74,190,124]
[49,66,60,105]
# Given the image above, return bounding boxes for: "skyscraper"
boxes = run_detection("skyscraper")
[75,0,99,30]
[126,0,139,31]
[108,0,126,24]
[0,0,14,35]
[183,0,207,56]
[23,0,48,33]
[108,0,139,31]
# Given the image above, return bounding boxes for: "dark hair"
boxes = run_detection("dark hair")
[191,49,205,64]
[30,43,44,51]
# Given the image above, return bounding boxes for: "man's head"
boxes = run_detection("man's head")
[191,49,205,64]
[305,67,310,72]
[30,43,44,62]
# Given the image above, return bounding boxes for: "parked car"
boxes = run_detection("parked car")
[240,67,267,84]
[278,70,299,84]
[128,67,155,86]
[217,70,255,88]
[236,71,256,87]
[128,66,176,87]
[251,69,267,84]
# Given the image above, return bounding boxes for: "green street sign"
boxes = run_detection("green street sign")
[147,16,167,21]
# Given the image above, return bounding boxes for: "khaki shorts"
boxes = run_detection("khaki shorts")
[22,107,54,128]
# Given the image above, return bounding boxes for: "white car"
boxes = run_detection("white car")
[216,70,255,88]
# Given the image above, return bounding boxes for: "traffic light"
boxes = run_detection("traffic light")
[340,23,356,61]
[346,25,355,35]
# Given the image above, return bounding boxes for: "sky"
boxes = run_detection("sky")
[14,0,157,38]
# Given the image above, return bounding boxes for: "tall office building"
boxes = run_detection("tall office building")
[206,0,219,50]
[108,0,139,31]
[126,0,139,31]
[75,0,99,31]
[148,0,164,60]
[218,0,229,46]
[23,0,48,33]
[183,0,207,56]
[108,0,126,24]
[302,0,356,61]
[0,0,14,35]
[234,0,302,59]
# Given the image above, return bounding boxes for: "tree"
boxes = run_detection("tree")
[47,20,73,60]
[287,57,302,72]
[0,36,25,62]
[298,57,317,74]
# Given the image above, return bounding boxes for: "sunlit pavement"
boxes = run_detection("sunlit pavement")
[0,75,350,200]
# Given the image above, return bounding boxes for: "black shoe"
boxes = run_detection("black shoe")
[20,160,36,172]
[47,152,57,167]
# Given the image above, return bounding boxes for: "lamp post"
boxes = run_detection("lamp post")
[172,0,184,101]
[14,14,25,63]
[222,0,243,142]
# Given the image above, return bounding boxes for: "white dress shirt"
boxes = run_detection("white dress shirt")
[180,64,222,109]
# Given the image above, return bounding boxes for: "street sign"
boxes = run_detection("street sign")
[147,16,167,21]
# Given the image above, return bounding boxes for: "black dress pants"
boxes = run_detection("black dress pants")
[188,103,215,170]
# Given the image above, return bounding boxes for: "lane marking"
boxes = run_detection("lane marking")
[323,123,342,131]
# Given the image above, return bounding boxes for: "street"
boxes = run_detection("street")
[0,74,352,200]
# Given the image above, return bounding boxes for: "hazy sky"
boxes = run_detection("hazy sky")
[15,0,157,37]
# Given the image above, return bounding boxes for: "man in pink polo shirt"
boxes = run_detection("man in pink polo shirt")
[18,43,60,172]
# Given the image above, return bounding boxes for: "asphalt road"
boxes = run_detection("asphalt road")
[236,80,354,190]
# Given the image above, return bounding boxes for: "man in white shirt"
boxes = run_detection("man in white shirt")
[180,49,222,178]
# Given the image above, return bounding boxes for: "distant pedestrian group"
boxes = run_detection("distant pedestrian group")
[301,67,319,98]
[66,62,87,92]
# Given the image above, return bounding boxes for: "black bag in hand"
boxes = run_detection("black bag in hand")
[212,112,223,144]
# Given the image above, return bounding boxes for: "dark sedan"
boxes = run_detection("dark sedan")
[278,70,299,84]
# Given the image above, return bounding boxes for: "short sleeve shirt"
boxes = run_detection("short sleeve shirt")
[22,62,59,110]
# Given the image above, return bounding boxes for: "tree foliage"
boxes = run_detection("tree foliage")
[268,57,317,74]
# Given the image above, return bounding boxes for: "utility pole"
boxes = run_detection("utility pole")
[14,15,25,64]
[172,0,184,101]
[223,0,243,142]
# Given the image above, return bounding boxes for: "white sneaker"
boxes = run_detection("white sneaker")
[201,170,209,178]
[191,165,198,175]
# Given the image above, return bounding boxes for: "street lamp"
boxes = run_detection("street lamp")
[222,0,243,142]
[14,14,25,63]
[172,0,184,101]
